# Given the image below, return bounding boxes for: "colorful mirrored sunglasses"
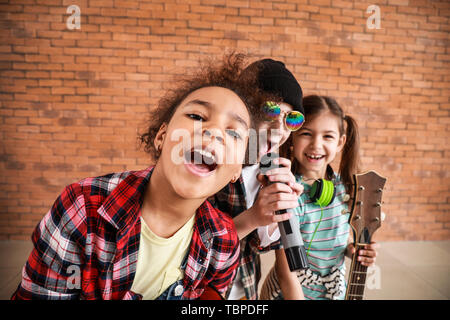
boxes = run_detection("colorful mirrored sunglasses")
[262,101,305,131]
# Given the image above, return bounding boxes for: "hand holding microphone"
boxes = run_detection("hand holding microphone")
[260,152,309,271]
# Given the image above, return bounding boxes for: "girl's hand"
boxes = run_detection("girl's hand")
[346,242,380,267]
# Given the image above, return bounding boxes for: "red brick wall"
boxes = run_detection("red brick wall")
[0,0,449,241]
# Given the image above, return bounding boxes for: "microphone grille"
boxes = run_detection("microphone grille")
[259,152,280,174]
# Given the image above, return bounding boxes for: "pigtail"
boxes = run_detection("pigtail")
[339,114,361,196]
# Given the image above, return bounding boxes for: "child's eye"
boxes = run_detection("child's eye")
[298,131,311,137]
[187,113,205,121]
[324,135,335,139]
[226,129,242,140]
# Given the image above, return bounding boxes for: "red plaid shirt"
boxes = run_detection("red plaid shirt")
[12,167,239,300]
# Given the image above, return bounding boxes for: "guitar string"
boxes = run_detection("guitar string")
[356,246,363,297]
[357,245,362,296]
[349,247,358,298]
[349,244,369,298]
[355,244,368,297]
[351,190,362,298]
[354,192,366,298]
[350,247,359,299]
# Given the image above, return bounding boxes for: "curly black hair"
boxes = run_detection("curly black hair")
[139,53,277,163]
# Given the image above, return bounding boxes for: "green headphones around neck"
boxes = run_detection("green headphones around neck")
[307,165,336,207]
[309,178,336,207]
[306,178,336,256]
[305,167,337,256]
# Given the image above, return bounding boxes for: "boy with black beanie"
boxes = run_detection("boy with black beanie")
[209,58,305,300]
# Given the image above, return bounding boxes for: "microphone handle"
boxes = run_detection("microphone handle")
[259,152,309,271]
[275,207,309,271]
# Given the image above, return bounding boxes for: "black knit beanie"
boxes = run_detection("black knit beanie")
[247,58,304,114]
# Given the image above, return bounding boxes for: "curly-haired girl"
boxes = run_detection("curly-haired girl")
[12,53,267,300]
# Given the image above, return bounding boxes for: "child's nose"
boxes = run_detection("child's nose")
[203,128,224,144]
[311,136,322,148]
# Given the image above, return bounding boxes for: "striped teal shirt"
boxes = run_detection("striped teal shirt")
[294,174,350,300]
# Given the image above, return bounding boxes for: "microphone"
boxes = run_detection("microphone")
[260,152,309,271]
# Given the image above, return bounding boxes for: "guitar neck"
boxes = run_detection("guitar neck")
[345,170,386,300]
[345,243,368,300]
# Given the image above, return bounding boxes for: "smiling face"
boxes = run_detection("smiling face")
[292,111,346,180]
[153,86,250,200]
[258,102,294,157]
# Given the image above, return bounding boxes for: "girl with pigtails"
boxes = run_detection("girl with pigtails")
[260,95,379,300]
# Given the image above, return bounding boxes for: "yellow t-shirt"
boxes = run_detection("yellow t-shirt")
[130,214,195,300]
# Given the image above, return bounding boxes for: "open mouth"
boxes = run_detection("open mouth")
[305,153,325,161]
[183,147,218,177]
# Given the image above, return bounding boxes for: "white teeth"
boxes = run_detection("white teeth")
[307,154,323,159]
[196,149,214,160]
[192,148,216,165]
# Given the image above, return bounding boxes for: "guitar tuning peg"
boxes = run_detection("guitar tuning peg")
[341,209,350,215]
[342,194,351,202]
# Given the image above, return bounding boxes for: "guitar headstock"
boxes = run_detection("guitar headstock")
[348,171,387,244]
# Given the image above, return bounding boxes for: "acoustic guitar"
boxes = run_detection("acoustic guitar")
[345,171,386,300]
